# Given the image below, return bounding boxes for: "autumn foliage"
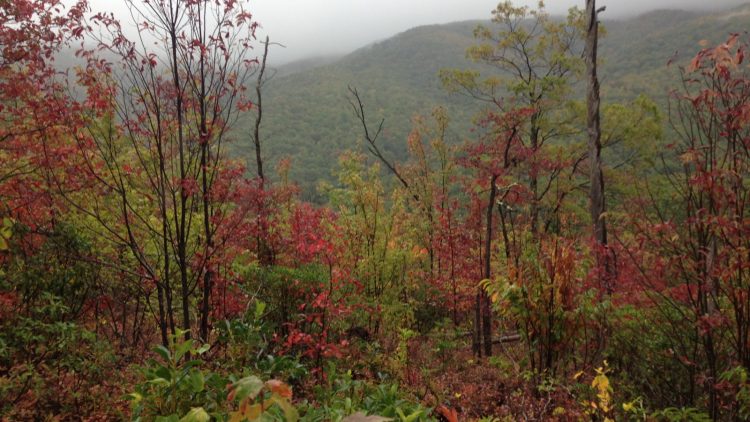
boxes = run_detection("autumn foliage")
[3,0,750,420]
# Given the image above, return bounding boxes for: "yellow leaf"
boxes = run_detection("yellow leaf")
[243,403,263,420]
[679,151,697,164]
[271,395,299,422]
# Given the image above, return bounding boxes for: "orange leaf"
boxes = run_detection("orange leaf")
[436,405,459,422]
[265,379,293,399]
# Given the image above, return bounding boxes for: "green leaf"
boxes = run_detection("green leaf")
[254,301,267,319]
[231,375,264,402]
[401,410,423,422]
[182,360,203,371]
[189,370,205,393]
[1,218,12,238]
[154,345,171,362]
[174,339,194,362]
[396,409,406,421]
[180,407,210,422]
[148,377,171,386]
[195,343,210,355]
[154,366,172,381]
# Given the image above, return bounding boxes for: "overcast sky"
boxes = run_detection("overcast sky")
[87,0,748,64]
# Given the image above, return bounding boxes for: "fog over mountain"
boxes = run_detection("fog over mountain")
[85,0,748,64]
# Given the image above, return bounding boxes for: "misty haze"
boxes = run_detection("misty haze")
[85,0,749,64]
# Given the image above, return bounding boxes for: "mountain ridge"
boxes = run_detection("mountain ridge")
[230,4,750,201]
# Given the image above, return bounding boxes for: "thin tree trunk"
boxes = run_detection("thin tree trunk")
[254,37,275,267]
[169,9,191,343]
[156,106,172,345]
[155,276,167,346]
[253,36,270,182]
[585,0,611,293]
[199,1,214,342]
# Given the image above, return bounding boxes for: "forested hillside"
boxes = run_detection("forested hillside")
[232,21,484,200]
[232,4,750,199]
[4,0,750,420]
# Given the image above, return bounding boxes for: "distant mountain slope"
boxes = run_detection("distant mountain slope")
[600,5,750,100]
[231,21,484,200]
[230,4,750,200]
[271,55,344,78]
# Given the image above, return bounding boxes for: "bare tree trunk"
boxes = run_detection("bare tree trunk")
[253,36,270,182]
[585,0,611,293]
[169,8,191,343]
[199,1,213,342]
[156,107,173,344]
[254,36,275,267]
[155,282,168,345]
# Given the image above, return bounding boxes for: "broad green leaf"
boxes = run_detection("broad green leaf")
[182,360,203,371]
[189,370,205,393]
[154,345,171,362]
[231,375,264,402]
[148,377,170,386]
[254,301,266,319]
[402,409,423,422]
[396,409,406,421]
[195,343,210,355]
[154,366,172,381]
[180,407,210,422]
[174,339,194,362]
